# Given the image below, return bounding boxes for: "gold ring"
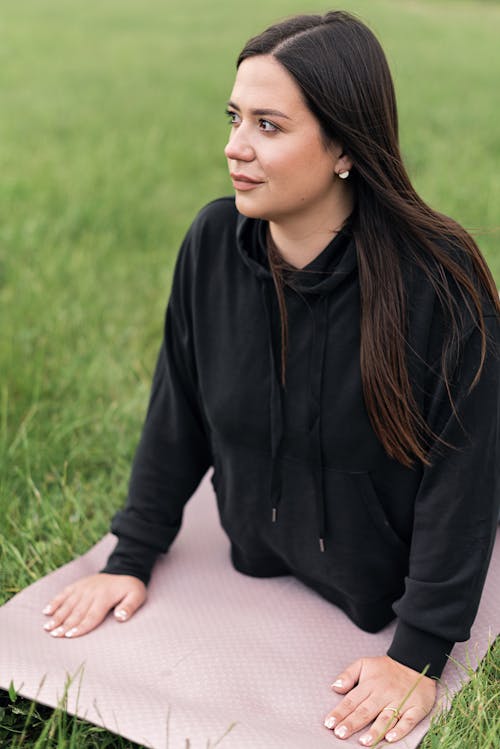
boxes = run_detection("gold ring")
[382,707,401,719]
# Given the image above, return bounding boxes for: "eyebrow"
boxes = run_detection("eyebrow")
[226,100,291,120]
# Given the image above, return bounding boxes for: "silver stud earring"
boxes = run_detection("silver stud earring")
[338,170,350,179]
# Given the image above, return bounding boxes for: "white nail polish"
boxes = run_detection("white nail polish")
[115,609,128,620]
[50,627,64,637]
[65,628,78,638]
[335,725,348,738]
[386,732,398,743]
[360,735,372,746]
[324,717,336,729]
[44,620,55,630]
[331,679,344,688]
[42,605,52,615]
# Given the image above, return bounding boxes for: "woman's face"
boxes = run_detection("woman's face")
[224,55,348,226]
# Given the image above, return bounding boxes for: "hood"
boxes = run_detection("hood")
[236,212,359,553]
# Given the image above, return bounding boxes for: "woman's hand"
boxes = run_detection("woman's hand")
[41,573,147,638]
[323,655,436,745]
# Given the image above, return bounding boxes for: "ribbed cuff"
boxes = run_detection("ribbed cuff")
[387,620,455,679]
[99,535,160,587]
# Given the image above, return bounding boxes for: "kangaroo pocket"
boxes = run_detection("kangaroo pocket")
[321,469,409,603]
[211,444,410,605]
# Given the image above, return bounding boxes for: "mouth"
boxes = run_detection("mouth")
[230,173,265,191]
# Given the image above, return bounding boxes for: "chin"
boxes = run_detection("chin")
[234,194,274,222]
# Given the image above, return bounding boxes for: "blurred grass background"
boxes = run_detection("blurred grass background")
[0,0,499,746]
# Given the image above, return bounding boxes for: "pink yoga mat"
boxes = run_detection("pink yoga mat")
[0,470,498,748]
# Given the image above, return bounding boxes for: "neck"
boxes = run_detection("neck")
[268,187,354,270]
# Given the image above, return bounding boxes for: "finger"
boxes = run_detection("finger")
[359,709,400,747]
[57,600,93,637]
[63,600,113,638]
[329,697,381,740]
[42,586,75,616]
[383,706,429,743]
[330,658,363,692]
[113,587,146,622]
[360,704,427,747]
[323,683,369,734]
[42,595,79,633]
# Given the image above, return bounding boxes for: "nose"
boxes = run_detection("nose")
[224,127,255,162]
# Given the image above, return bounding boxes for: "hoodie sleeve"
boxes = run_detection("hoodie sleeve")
[99,218,213,585]
[387,311,500,678]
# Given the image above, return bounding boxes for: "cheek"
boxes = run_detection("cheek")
[266,141,333,185]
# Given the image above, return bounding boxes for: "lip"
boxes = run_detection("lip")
[230,172,265,191]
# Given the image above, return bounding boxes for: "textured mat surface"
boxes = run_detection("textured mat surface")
[0,470,498,749]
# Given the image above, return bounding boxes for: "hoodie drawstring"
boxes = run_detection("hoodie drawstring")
[309,294,329,552]
[259,280,329,553]
[260,282,285,523]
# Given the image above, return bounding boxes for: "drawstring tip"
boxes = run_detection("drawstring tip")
[319,537,325,552]
[272,507,277,523]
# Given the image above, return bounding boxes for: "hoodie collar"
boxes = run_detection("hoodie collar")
[236,211,357,294]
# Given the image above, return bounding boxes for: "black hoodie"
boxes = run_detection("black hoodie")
[101,197,500,679]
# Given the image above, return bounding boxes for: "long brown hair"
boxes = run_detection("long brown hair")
[237,10,500,469]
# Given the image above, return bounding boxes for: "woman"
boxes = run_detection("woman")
[41,10,500,746]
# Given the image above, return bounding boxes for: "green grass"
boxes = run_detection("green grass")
[0,0,499,746]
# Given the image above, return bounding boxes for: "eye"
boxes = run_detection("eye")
[259,119,279,133]
[225,109,240,126]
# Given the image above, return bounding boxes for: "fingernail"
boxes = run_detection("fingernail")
[335,725,348,738]
[115,609,128,621]
[360,735,373,746]
[43,620,55,630]
[331,679,343,688]
[386,732,398,743]
[65,628,78,638]
[50,627,64,637]
[324,717,336,729]
[42,605,52,615]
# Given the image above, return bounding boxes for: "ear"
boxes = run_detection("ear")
[335,150,354,175]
